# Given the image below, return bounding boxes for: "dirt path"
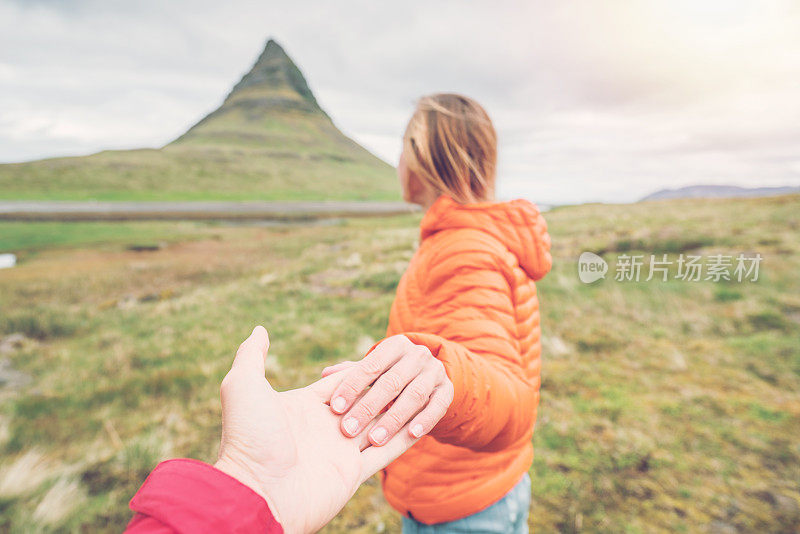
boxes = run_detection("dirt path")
[0,200,419,221]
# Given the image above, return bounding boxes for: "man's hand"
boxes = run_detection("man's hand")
[214,326,418,534]
[321,335,454,446]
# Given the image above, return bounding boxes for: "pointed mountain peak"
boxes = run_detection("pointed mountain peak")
[259,38,288,61]
[224,38,321,112]
[171,38,337,146]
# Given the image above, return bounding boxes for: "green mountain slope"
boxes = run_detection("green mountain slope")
[0,39,398,201]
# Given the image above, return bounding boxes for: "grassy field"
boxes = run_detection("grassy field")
[0,143,399,202]
[0,195,798,532]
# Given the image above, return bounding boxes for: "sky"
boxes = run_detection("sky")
[1,0,799,204]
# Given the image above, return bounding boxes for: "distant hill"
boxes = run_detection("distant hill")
[641,185,800,202]
[0,39,398,201]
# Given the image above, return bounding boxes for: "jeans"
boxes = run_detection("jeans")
[401,472,531,534]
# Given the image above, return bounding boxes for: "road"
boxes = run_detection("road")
[0,200,420,221]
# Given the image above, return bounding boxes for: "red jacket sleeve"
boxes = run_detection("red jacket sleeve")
[125,459,283,534]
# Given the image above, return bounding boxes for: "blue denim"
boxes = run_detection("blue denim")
[401,472,531,534]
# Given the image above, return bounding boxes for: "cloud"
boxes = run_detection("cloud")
[1,0,799,203]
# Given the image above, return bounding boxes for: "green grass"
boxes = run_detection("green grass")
[0,144,399,201]
[0,195,798,532]
[0,221,217,253]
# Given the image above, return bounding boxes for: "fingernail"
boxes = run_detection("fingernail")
[343,417,359,435]
[371,426,387,444]
[410,424,424,438]
[331,397,346,413]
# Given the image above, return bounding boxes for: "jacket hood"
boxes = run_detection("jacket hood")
[419,195,553,281]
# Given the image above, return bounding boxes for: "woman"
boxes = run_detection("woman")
[324,93,552,533]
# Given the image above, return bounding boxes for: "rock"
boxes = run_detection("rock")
[127,243,164,252]
[724,498,741,519]
[116,296,138,310]
[543,335,570,357]
[0,333,30,355]
[0,357,32,389]
[259,273,277,286]
[669,350,688,371]
[777,497,800,528]
[707,520,738,534]
[139,289,174,303]
[0,253,16,269]
[754,490,800,524]
[775,493,800,524]
[340,252,362,268]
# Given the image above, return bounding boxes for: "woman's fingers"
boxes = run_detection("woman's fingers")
[306,371,348,401]
[367,369,439,445]
[324,335,452,444]
[339,353,424,437]
[356,419,380,452]
[359,422,419,483]
[406,381,454,439]
[329,336,412,415]
[321,360,356,378]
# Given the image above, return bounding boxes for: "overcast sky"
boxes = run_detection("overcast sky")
[1,0,799,204]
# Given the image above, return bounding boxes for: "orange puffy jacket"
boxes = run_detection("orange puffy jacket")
[377,194,552,524]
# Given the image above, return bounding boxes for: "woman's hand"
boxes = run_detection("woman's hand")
[321,335,454,446]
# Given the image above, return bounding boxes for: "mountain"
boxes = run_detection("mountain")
[172,40,345,151]
[0,39,398,201]
[641,185,800,202]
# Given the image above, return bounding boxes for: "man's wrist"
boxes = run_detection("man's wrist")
[213,457,268,501]
[213,456,291,530]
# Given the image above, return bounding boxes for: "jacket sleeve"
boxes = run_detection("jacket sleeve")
[402,237,540,452]
[125,459,283,534]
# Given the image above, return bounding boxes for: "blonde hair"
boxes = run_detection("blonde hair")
[403,93,497,204]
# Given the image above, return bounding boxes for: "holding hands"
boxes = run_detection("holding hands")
[322,335,454,447]
[128,330,453,534]
[214,327,424,534]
